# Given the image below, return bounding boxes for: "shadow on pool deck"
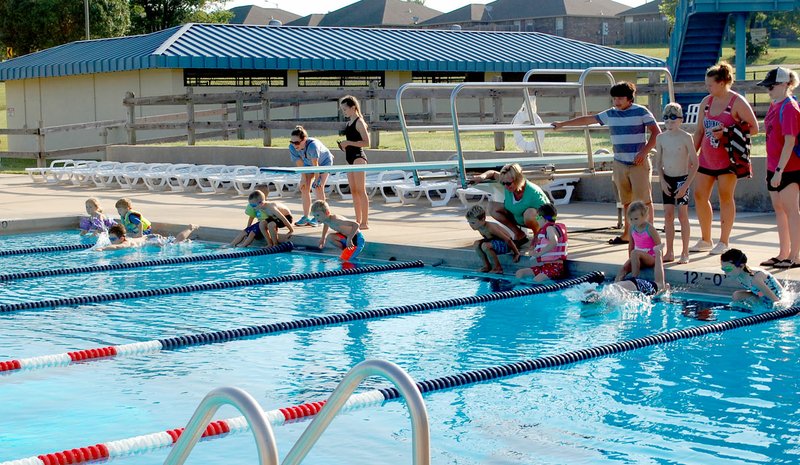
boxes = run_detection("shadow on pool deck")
[2,173,797,295]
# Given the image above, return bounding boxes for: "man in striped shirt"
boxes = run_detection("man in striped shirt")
[553,81,660,244]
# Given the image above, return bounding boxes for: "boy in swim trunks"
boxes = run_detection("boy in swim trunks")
[95,223,199,251]
[654,103,697,264]
[310,200,365,261]
[115,198,151,237]
[466,204,521,274]
[229,186,293,248]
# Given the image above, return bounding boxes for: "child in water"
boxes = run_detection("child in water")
[466,204,520,274]
[615,201,661,282]
[310,200,365,261]
[79,198,116,235]
[95,223,198,251]
[720,248,784,307]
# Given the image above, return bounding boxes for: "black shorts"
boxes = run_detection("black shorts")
[346,151,368,165]
[661,174,689,206]
[697,166,734,177]
[766,170,800,192]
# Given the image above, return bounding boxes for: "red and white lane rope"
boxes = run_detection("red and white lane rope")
[2,391,385,465]
[1,342,162,372]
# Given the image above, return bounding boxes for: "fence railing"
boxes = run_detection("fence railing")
[0,79,775,167]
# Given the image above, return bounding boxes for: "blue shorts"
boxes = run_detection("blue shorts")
[482,239,510,254]
[336,232,365,260]
[244,223,264,240]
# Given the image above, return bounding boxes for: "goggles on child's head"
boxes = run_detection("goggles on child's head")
[663,114,682,121]
[721,263,736,273]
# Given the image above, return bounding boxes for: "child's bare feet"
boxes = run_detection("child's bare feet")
[490,267,504,274]
[360,223,370,230]
[678,253,689,264]
[479,265,491,272]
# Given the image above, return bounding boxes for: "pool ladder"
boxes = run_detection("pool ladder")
[163,359,431,465]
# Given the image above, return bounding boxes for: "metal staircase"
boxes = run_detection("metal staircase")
[667,0,798,107]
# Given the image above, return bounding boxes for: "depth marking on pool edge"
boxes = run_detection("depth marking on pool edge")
[5,304,798,465]
[0,259,423,314]
[0,273,603,373]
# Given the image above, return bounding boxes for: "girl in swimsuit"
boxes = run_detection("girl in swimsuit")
[720,248,784,308]
[338,95,371,230]
[615,201,661,282]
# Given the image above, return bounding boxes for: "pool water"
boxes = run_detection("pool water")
[1,231,798,465]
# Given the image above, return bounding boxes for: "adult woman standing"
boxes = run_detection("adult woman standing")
[338,95,371,229]
[691,62,759,255]
[470,163,550,245]
[758,67,800,268]
[289,126,334,227]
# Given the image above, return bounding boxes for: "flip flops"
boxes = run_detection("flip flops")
[759,257,781,267]
[608,236,629,245]
[773,259,800,269]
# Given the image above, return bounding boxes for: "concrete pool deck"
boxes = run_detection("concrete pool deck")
[1,173,796,295]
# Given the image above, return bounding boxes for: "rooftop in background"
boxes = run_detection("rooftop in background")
[482,0,629,21]
[316,0,442,27]
[617,0,662,17]
[228,5,301,25]
[0,23,664,82]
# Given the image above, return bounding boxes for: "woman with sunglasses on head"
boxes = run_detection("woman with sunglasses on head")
[288,125,334,227]
[757,67,800,269]
[469,163,550,246]
[720,248,784,308]
[691,61,759,256]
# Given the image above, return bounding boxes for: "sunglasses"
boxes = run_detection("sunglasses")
[663,114,682,121]
[501,181,514,186]
[290,140,303,146]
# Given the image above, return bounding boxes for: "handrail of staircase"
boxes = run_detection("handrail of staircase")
[163,386,279,465]
[668,0,692,74]
[281,359,430,465]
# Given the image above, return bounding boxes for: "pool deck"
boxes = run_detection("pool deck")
[1,172,796,295]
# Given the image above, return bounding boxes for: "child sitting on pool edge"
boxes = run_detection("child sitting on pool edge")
[79,197,116,236]
[95,223,199,251]
[466,204,521,274]
[310,200,365,261]
[115,198,151,237]
[615,201,661,282]
[229,187,294,248]
[515,203,568,282]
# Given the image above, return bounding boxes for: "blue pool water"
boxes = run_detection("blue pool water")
[1,231,798,464]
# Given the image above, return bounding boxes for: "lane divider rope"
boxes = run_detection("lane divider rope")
[0,243,94,257]
[0,272,605,373]
[0,242,293,282]
[6,304,798,465]
[0,260,424,314]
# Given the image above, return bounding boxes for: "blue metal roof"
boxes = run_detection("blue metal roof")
[0,23,664,81]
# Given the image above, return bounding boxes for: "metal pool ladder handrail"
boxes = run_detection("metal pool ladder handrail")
[282,359,431,465]
[164,386,279,465]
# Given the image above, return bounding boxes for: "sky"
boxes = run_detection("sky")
[224,0,649,16]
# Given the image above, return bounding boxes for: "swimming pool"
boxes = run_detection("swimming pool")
[1,230,798,465]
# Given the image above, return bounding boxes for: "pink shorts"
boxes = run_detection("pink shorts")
[529,261,565,280]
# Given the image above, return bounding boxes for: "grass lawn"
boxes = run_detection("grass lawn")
[0,82,6,153]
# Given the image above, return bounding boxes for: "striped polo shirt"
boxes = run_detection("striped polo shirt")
[594,104,657,165]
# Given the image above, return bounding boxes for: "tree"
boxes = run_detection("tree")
[659,0,679,27]
[0,0,129,58]
[129,0,233,35]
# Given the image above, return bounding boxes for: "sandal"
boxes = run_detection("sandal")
[608,236,629,245]
[773,259,794,269]
[759,257,782,267]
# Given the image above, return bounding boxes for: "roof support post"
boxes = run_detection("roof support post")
[36,120,45,168]
[734,13,747,81]
[186,87,195,146]
[236,90,245,140]
[125,91,136,145]
[260,84,271,146]
[368,80,380,149]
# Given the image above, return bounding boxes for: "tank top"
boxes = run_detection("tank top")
[700,93,739,170]
[631,224,656,256]
[533,222,568,263]
[344,117,365,160]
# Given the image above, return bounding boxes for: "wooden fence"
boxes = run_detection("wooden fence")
[0,79,774,167]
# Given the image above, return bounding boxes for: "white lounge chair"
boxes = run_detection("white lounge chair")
[543,178,579,205]
[92,162,142,188]
[207,165,256,194]
[116,163,158,189]
[69,161,107,186]
[364,170,411,203]
[270,174,301,198]
[143,163,194,191]
[456,186,495,209]
[168,164,221,192]
[26,159,74,183]
[394,180,457,207]
[233,169,281,197]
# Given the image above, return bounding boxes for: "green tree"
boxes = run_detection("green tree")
[0,0,129,58]
[659,0,678,27]
[129,0,232,35]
